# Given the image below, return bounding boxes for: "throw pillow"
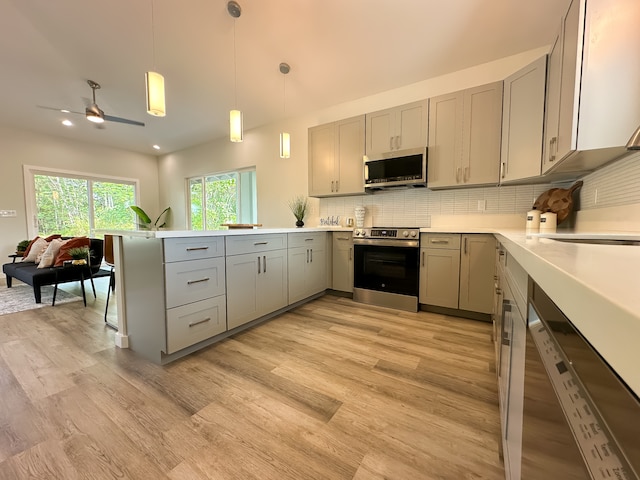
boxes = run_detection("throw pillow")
[37,238,64,269]
[54,237,91,267]
[34,241,50,264]
[22,236,40,259]
[22,237,48,263]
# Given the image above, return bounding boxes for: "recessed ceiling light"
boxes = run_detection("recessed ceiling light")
[153,144,160,150]
[62,119,73,127]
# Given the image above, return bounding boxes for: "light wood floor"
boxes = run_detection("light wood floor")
[0,287,504,479]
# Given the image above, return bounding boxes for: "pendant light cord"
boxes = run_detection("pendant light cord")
[151,0,156,69]
[233,20,238,108]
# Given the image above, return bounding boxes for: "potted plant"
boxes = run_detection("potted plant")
[68,246,90,265]
[130,206,171,230]
[16,239,30,256]
[288,195,309,228]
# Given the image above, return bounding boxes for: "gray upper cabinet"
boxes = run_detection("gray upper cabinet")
[500,56,547,184]
[542,0,640,175]
[365,100,428,156]
[428,82,503,189]
[308,115,365,197]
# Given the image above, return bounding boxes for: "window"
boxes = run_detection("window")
[24,166,138,237]
[188,168,256,230]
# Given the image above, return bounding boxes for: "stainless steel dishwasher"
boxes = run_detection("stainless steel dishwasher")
[522,279,640,479]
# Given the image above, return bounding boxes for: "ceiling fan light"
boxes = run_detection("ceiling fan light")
[280,132,290,158]
[86,105,104,123]
[230,109,243,142]
[146,71,166,117]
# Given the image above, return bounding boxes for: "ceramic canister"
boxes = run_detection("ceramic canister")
[540,212,557,233]
[526,208,541,233]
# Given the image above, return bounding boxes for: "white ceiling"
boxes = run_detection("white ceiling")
[0,0,569,155]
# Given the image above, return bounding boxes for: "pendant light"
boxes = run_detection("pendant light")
[279,62,291,158]
[626,125,640,150]
[145,0,166,117]
[228,1,243,142]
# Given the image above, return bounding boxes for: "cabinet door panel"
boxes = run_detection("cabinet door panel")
[366,109,394,155]
[336,116,365,195]
[419,248,460,308]
[332,233,353,293]
[226,253,260,329]
[308,123,336,196]
[463,82,502,185]
[397,101,428,150]
[288,247,309,304]
[427,93,462,188]
[306,247,326,297]
[165,257,225,309]
[166,296,227,354]
[459,234,496,313]
[543,31,563,173]
[259,250,288,315]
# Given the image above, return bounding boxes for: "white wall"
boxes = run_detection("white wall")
[159,47,550,229]
[0,125,160,259]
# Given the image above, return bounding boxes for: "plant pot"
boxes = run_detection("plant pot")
[295,220,304,228]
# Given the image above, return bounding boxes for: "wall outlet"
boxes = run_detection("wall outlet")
[0,210,16,217]
[477,200,486,212]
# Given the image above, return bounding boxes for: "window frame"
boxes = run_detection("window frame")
[23,164,140,238]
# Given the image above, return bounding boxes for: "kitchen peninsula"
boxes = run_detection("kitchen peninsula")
[108,227,640,400]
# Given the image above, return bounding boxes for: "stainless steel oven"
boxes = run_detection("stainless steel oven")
[353,227,420,312]
[523,279,640,479]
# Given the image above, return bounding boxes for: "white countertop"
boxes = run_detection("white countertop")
[106,226,640,395]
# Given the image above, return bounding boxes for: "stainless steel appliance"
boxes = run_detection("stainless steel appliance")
[353,227,420,312]
[364,147,427,191]
[523,279,640,479]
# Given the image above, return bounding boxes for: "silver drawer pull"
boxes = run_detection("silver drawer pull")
[186,246,209,251]
[305,238,314,241]
[337,237,350,241]
[254,242,268,246]
[430,239,449,244]
[189,317,211,327]
[187,277,210,285]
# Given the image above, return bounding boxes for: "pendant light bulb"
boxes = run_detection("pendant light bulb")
[279,62,291,158]
[229,1,243,142]
[230,109,243,143]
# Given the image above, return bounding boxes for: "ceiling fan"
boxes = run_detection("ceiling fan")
[38,80,145,127]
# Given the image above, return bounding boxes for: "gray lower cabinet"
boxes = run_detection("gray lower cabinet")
[225,234,288,330]
[287,232,327,304]
[166,296,226,354]
[332,232,353,293]
[419,233,495,315]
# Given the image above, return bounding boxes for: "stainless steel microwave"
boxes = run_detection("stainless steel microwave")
[364,147,427,191]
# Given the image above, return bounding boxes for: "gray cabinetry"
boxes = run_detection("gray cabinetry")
[428,82,503,188]
[459,234,496,314]
[225,234,288,330]
[500,56,547,184]
[308,115,365,197]
[542,0,640,174]
[332,232,353,293]
[365,100,428,155]
[287,232,327,304]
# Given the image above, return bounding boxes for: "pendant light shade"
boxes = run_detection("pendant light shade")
[230,109,243,143]
[145,71,166,117]
[280,132,291,158]
[279,62,291,158]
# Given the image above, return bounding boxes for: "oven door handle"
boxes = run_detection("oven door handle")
[353,239,419,248]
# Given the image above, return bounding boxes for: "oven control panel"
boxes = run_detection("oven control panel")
[354,228,419,239]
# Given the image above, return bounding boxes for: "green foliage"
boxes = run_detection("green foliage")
[68,246,90,260]
[205,178,237,229]
[288,195,308,221]
[16,240,30,252]
[130,206,171,230]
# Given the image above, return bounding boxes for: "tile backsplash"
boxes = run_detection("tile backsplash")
[578,151,640,210]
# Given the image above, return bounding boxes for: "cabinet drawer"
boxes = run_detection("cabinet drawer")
[165,257,226,309]
[164,237,224,262]
[226,234,287,256]
[421,233,461,250]
[288,232,327,249]
[166,296,227,354]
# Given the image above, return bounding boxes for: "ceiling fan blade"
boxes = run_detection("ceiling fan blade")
[103,114,145,127]
[36,105,85,115]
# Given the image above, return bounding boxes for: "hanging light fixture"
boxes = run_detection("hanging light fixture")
[228,1,243,142]
[627,125,640,150]
[279,62,291,158]
[145,0,166,117]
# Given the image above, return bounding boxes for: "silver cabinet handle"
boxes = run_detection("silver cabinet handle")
[456,167,461,183]
[422,251,425,267]
[306,248,310,263]
[189,317,211,327]
[310,248,313,263]
[186,246,209,251]
[263,255,267,273]
[187,277,210,285]
[389,136,394,150]
[337,237,350,241]
[463,237,468,255]
[257,256,261,274]
[464,167,469,182]
[335,180,339,192]
[549,136,557,162]
[331,180,335,192]
[496,288,502,295]
[254,242,268,246]
[430,239,449,244]
[500,162,506,179]
[305,238,314,241]
[395,135,401,150]
[349,247,352,261]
